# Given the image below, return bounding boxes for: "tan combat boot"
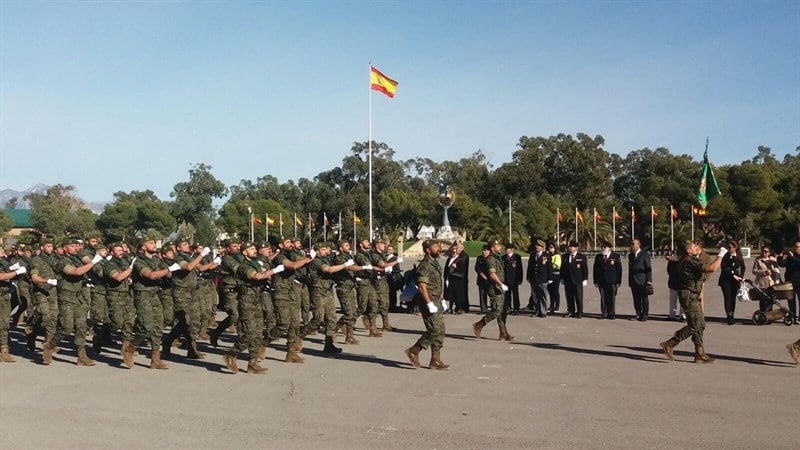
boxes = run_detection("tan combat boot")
[499,326,515,341]
[76,347,96,366]
[284,342,305,363]
[472,320,485,339]
[187,340,205,360]
[121,340,135,368]
[223,353,238,373]
[149,349,169,370]
[382,317,394,332]
[787,342,800,364]
[660,337,680,361]
[0,345,16,363]
[247,359,268,374]
[344,325,360,345]
[369,323,383,337]
[361,315,370,331]
[42,341,59,365]
[693,345,715,364]
[404,343,422,369]
[429,349,450,370]
[258,344,267,361]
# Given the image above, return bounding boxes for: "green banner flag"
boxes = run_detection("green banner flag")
[697,142,721,208]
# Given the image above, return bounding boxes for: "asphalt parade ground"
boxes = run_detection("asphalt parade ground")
[1,259,798,449]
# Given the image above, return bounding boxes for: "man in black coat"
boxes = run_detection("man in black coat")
[444,242,470,314]
[527,239,552,317]
[502,243,523,315]
[628,239,653,321]
[593,241,622,319]
[778,240,800,324]
[561,241,588,318]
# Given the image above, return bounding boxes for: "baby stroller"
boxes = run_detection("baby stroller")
[741,279,795,326]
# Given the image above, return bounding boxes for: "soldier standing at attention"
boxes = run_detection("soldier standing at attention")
[333,239,368,345]
[222,241,280,374]
[104,242,135,360]
[370,239,402,332]
[123,236,175,370]
[405,240,448,369]
[28,239,60,352]
[1,246,27,362]
[43,237,103,366]
[659,241,724,363]
[527,239,553,317]
[354,239,382,337]
[473,240,515,341]
[210,239,243,347]
[271,237,312,363]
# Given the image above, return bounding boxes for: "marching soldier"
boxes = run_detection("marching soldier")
[271,237,312,363]
[105,242,135,360]
[370,239,402,332]
[354,239,381,337]
[1,246,27,362]
[210,239,242,347]
[303,242,354,354]
[473,240,515,341]
[404,240,449,369]
[333,239,367,345]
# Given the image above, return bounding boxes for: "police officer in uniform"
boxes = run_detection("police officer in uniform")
[405,240,449,369]
[561,241,588,318]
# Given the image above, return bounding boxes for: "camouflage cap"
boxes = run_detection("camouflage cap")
[240,241,255,251]
[486,239,501,247]
[337,239,350,248]
[313,242,331,251]
[372,239,385,245]
[61,237,81,246]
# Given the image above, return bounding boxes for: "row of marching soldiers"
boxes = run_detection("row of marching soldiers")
[0,234,402,373]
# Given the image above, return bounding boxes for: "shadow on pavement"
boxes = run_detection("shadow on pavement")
[609,345,796,367]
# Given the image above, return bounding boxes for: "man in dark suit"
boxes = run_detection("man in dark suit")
[628,239,653,321]
[527,239,552,317]
[778,240,800,324]
[561,241,588,318]
[593,241,622,319]
[502,243,523,315]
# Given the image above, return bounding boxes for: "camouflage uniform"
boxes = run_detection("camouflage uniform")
[414,254,445,350]
[105,255,135,344]
[0,256,14,354]
[333,252,358,336]
[475,250,513,339]
[225,257,266,370]
[370,249,392,329]
[131,253,166,352]
[29,251,60,344]
[354,249,379,330]
[673,256,708,345]
[49,253,90,350]
[213,252,244,341]
[305,255,337,338]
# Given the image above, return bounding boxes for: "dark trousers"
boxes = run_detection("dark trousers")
[478,285,488,312]
[720,281,739,318]
[631,285,649,319]
[599,285,617,318]
[504,285,520,311]
[532,283,549,315]
[564,283,583,316]
[163,310,192,349]
[388,287,398,312]
[548,279,560,311]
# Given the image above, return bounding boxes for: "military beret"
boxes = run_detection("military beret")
[337,239,350,247]
[422,239,439,250]
[372,239,385,245]
[255,241,269,251]
[85,231,101,240]
[40,238,54,246]
[177,237,190,244]
[16,243,27,250]
[193,242,204,249]
[482,244,491,251]
[227,238,241,245]
[161,244,174,253]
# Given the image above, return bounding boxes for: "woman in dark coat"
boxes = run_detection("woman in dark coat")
[718,241,745,325]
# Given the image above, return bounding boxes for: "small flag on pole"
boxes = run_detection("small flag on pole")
[354,213,362,225]
[697,139,721,208]
[252,216,263,225]
[267,216,275,225]
[557,210,565,223]
[652,208,659,218]
[613,210,622,221]
[324,213,330,227]
[594,210,602,222]
[671,207,678,219]
[370,66,398,98]
[576,210,584,223]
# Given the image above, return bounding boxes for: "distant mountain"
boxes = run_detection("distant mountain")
[0,184,107,214]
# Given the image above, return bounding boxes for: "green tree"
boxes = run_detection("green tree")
[0,209,13,235]
[170,163,227,243]
[96,190,176,243]
[24,184,96,238]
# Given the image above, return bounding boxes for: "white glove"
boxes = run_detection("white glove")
[309,249,317,259]
[15,266,27,275]
[718,247,728,258]
[213,256,222,265]
[385,265,393,273]
[441,300,450,311]
[258,260,264,266]
[361,264,373,271]
[272,264,285,274]
[47,279,58,286]
[201,247,211,257]
[106,255,112,261]
[91,254,103,264]
[396,257,404,263]
[501,284,509,292]
[547,280,553,285]
[427,302,439,314]
[8,263,20,271]
[168,262,181,272]
[344,259,355,267]
[582,280,588,287]
[129,257,136,269]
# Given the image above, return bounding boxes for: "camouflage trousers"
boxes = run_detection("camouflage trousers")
[416,298,445,351]
[197,280,215,330]
[220,288,239,326]
[271,284,301,345]
[159,288,174,327]
[0,290,10,346]
[356,281,378,324]
[336,286,358,330]
[173,286,200,339]
[51,290,88,348]
[107,290,135,341]
[373,278,390,326]
[260,291,276,343]
[479,292,508,331]
[31,289,58,340]
[306,287,337,337]
[229,290,263,360]
[674,290,705,346]
[300,285,311,325]
[90,287,108,325]
[132,289,163,350]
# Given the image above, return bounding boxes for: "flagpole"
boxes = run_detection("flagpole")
[338,211,342,241]
[368,63,374,241]
[556,208,560,250]
[247,206,254,242]
[308,212,312,249]
[670,205,674,252]
[575,207,578,246]
[353,213,357,249]
[631,206,635,241]
[323,213,327,242]
[612,206,617,252]
[593,207,597,251]
[508,199,512,243]
[266,213,269,239]
[650,206,655,251]
[280,213,283,237]
[293,213,297,238]
[691,206,695,241]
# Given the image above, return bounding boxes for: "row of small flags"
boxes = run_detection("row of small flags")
[251,212,360,228]
[559,206,707,223]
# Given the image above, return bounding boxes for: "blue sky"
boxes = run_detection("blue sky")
[1,0,798,203]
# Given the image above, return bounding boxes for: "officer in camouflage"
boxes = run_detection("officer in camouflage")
[333,239,367,345]
[271,237,312,363]
[404,240,449,370]
[27,239,60,352]
[472,239,515,342]
[370,239,402,332]
[354,239,381,337]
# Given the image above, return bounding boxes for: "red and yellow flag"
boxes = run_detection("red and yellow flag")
[252,216,263,225]
[354,213,362,225]
[370,66,398,98]
[652,208,659,218]
[557,211,565,223]
[594,210,602,222]
[613,210,622,221]
[671,207,678,219]
[267,216,275,225]
[576,210,584,223]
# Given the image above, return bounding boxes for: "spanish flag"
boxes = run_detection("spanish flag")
[652,207,659,218]
[613,210,622,221]
[576,210,584,223]
[294,214,303,226]
[252,216,263,225]
[354,213,362,225]
[594,210,602,222]
[370,66,398,98]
